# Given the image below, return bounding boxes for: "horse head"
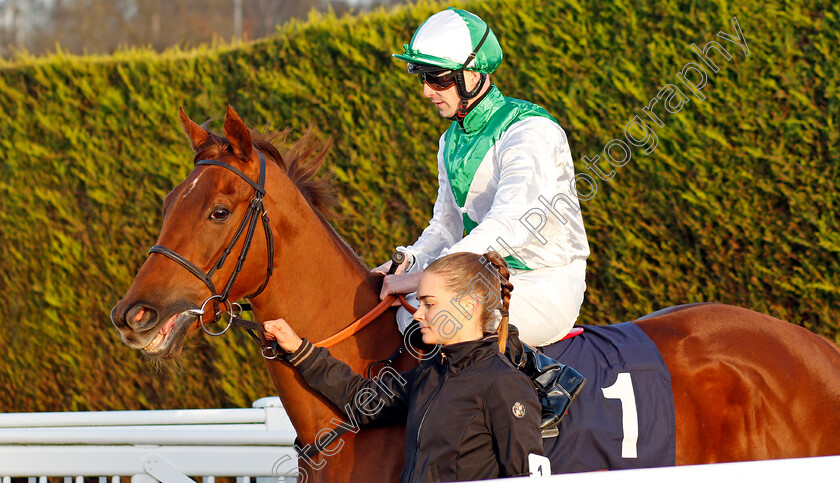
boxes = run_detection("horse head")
[111,106,331,359]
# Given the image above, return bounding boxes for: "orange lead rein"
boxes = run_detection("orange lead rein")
[315,294,416,348]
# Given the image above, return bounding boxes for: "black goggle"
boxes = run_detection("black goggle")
[418,70,457,91]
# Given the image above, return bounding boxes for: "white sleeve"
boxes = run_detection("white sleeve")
[441,118,574,262]
[399,135,464,270]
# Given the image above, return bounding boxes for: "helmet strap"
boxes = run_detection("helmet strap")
[455,98,470,121]
[461,25,491,72]
[451,24,492,121]
[452,72,488,121]
[454,71,487,99]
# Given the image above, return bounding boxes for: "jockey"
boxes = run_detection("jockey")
[374,7,589,436]
[376,7,590,348]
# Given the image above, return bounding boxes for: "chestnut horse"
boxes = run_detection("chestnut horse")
[111,107,840,481]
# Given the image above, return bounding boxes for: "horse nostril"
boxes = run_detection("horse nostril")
[126,304,159,331]
[133,307,147,323]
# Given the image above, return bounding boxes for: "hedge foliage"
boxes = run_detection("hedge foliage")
[0,0,837,412]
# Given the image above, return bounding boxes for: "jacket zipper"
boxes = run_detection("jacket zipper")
[408,361,449,482]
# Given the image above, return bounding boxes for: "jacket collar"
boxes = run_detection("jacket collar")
[439,333,501,375]
[457,85,504,134]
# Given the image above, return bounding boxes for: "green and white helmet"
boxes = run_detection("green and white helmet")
[393,7,503,75]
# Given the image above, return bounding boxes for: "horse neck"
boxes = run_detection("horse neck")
[247,173,403,440]
[244,165,373,328]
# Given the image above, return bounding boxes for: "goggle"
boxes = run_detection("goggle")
[418,70,457,91]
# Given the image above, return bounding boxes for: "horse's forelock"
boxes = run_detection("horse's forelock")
[193,132,231,165]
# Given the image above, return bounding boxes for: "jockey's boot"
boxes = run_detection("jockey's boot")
[504,325,586,438]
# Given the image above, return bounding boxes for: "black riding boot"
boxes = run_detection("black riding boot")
[504,325,586,438]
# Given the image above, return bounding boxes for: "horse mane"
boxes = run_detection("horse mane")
[193,126,337,216]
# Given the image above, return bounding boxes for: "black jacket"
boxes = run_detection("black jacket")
[288,334,543,482]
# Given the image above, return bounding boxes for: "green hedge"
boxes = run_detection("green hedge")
[0,0,837,412]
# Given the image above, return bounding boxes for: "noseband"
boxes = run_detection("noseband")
[149,152,275,336]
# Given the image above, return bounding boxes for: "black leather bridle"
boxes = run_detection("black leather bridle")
[149,152,275,336]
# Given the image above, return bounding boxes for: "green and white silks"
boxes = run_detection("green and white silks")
[400,86,590,273]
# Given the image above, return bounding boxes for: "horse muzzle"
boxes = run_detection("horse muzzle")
[111,299,197,357]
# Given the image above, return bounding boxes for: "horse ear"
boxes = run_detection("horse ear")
[223,105,253,161]
[179,106,211,152]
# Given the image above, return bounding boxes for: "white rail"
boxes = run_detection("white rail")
[1,396,837,482]
[0,397,298,481]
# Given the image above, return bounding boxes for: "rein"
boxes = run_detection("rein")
[227,292,416,361]
[316,293,415,348]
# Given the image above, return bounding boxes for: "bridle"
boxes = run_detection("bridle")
[147,149,415,354]
[149,152,274,337]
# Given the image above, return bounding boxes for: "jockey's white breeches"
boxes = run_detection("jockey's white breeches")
[396,259,587,347]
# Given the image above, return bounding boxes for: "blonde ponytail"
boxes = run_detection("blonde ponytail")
[483,251,513,353]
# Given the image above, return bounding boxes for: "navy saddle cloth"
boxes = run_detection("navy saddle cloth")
[540,321,676,473]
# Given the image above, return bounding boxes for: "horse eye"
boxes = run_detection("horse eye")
[210,208,230,221]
